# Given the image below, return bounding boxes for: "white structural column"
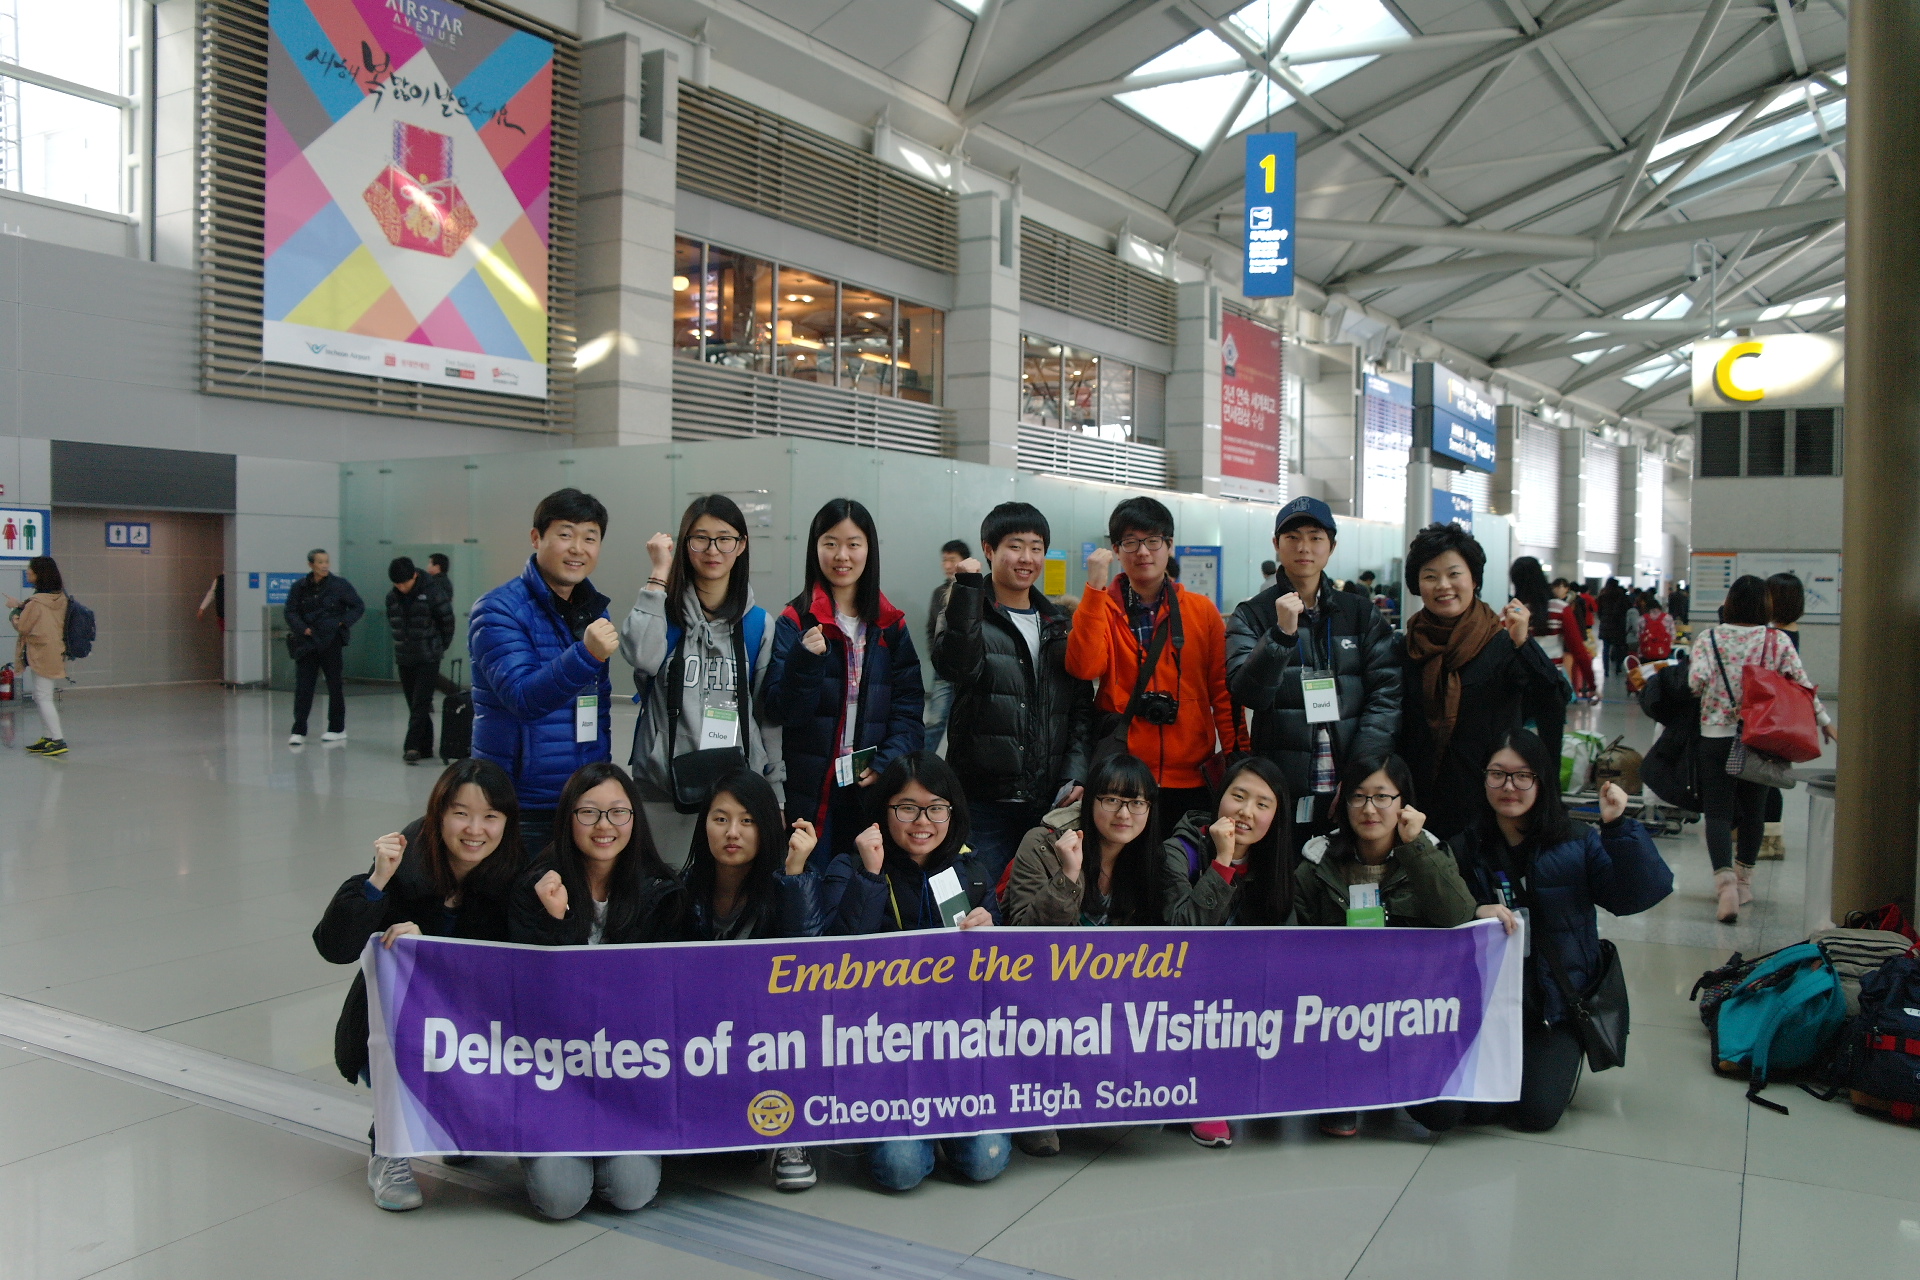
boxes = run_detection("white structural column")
[947,190,1022,470]
[151,0,199,267]
[574,36,677,447]
[1557,426,1588,578]
[1165,280,1223,496]
[1615,443,1642,578]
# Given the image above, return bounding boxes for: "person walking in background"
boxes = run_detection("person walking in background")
[284,549,365,746]
[386,556,454,764]
[6,556,70,756]
[933,503,1094,882]
[923,540,969,754]
[470,489,620,853]
[425,553,452,604]
[621,495,780,856]
[1452,731,1671,1132]
[1636,593,1674,660]
[1226,495,1400,849]
[1597,577,1629,677]
[1756,573,1809,860]
[1068,496,1243,839]
[1259,560,1277,591]
[1667,580,1690,626]
[767,498,924,865]
[196,573,225,633]
[1688,575,1834,922]
[1399,527,1560,841]
[1551,579,1597,703]
[1509,557,1566,762]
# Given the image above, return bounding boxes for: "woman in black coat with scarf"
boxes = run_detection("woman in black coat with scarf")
[312,758,526,1213]
[1396,524,1564,841]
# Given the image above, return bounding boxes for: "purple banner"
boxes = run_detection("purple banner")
[366,923,1523,1156]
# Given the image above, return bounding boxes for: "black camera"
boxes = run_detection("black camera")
[1135,690,1181,726]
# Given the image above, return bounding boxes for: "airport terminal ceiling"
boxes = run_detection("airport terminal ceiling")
[629,0,1848,430]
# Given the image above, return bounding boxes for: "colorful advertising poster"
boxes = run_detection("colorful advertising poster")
[264,0,553,398]
[1220,313,1282,502]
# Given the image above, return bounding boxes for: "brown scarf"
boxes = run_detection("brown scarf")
[1404,600,1504,759]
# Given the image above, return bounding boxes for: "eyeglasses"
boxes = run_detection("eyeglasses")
[887,803,953,824]
[1115,536,1169,554]
[1094,795,1151,815]
[686,533,744,553]
[1346,792,1401,810]
[572,806,635,826]
[1483,769,1538,791]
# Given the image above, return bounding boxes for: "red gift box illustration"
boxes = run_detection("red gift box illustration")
[363,122,477,257]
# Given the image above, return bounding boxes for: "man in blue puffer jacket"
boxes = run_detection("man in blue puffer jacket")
[470,489,619,851]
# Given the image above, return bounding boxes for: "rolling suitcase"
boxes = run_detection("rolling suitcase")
[439,658,473,764]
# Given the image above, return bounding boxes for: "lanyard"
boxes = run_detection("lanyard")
[1292,609,1333,671]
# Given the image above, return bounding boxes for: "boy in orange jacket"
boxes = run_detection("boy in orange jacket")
[1067,496,1244,838]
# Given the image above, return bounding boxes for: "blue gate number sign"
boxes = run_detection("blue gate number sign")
[1243,133,1296,298]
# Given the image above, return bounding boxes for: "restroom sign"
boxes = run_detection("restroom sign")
[0,507,51,563]
[107,521,152,549]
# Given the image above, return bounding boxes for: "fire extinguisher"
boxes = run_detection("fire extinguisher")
[0,663,13,701]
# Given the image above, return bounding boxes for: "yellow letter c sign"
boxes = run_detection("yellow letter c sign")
[1714,341,1765,402]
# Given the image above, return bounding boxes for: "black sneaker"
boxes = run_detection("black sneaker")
[1015,1129,1061,1157]
[33,739,68,757]
[771,1147,816,1191]
[23,737,51,753]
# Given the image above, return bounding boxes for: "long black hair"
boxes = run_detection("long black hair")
[664,494,752,630]
[416,758,525,903]
[547,763,680,939]
[1322,754,1417,865]
[1478,729,1580,850]
[681,769,787,936]
[1078,753,1162,926]
[1510,556,1551,633]
[797,497,881,623]
[1213,755,1294,925]
[872,751,971,877]
[27,556,62,594]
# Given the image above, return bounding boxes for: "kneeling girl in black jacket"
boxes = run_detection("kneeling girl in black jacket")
[1450,730,1672,1132]
[312,758,526,1213]
[681,769,829,1192]
[1159,754,1294,1150]
[510,762,683,1219]
[818,751,1010,1190]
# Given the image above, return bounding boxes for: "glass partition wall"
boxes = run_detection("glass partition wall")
[673,237,942,404]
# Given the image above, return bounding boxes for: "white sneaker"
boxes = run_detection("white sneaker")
[321,730,347,743]
[288,733,305,745]
[368,1155,423,1211]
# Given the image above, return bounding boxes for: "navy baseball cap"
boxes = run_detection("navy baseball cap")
[1275,495,1337,538]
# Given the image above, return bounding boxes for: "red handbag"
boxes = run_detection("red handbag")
[1740,630,1822,763]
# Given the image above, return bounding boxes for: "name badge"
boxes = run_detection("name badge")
[1346,882,1386,928]
[700,705,740,749]
[1296,794,1316,824]
[574,694,598,743]
[1301,669,1339,724]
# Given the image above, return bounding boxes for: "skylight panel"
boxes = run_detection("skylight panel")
[1116,0,1407,150]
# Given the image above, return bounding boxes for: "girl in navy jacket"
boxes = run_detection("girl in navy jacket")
[766,499,924,867]
[1450,730,1673,1132]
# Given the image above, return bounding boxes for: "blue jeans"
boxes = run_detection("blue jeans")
[869,1133,1011,1190]
[924,678,955,755]
[967,800,1046,887]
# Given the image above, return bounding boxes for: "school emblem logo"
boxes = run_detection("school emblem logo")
[746,1090,795,1137]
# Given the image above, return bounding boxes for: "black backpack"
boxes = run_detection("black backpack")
[63,595,96,660]
[1820,955,1920,1124]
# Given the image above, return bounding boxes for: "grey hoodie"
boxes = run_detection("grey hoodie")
[619,584,783,805]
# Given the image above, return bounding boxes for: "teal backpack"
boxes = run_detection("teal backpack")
[1698,942,1848,1113]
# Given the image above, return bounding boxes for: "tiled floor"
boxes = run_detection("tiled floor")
[2,680,1915,1280]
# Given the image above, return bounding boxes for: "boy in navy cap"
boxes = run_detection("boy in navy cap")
[1224,496,1402,842]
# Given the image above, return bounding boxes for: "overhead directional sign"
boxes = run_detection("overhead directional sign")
[1414,361,1497,473]
[1243,133,1296,298]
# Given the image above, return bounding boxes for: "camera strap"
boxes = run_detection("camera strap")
[1120,587,1182,728]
